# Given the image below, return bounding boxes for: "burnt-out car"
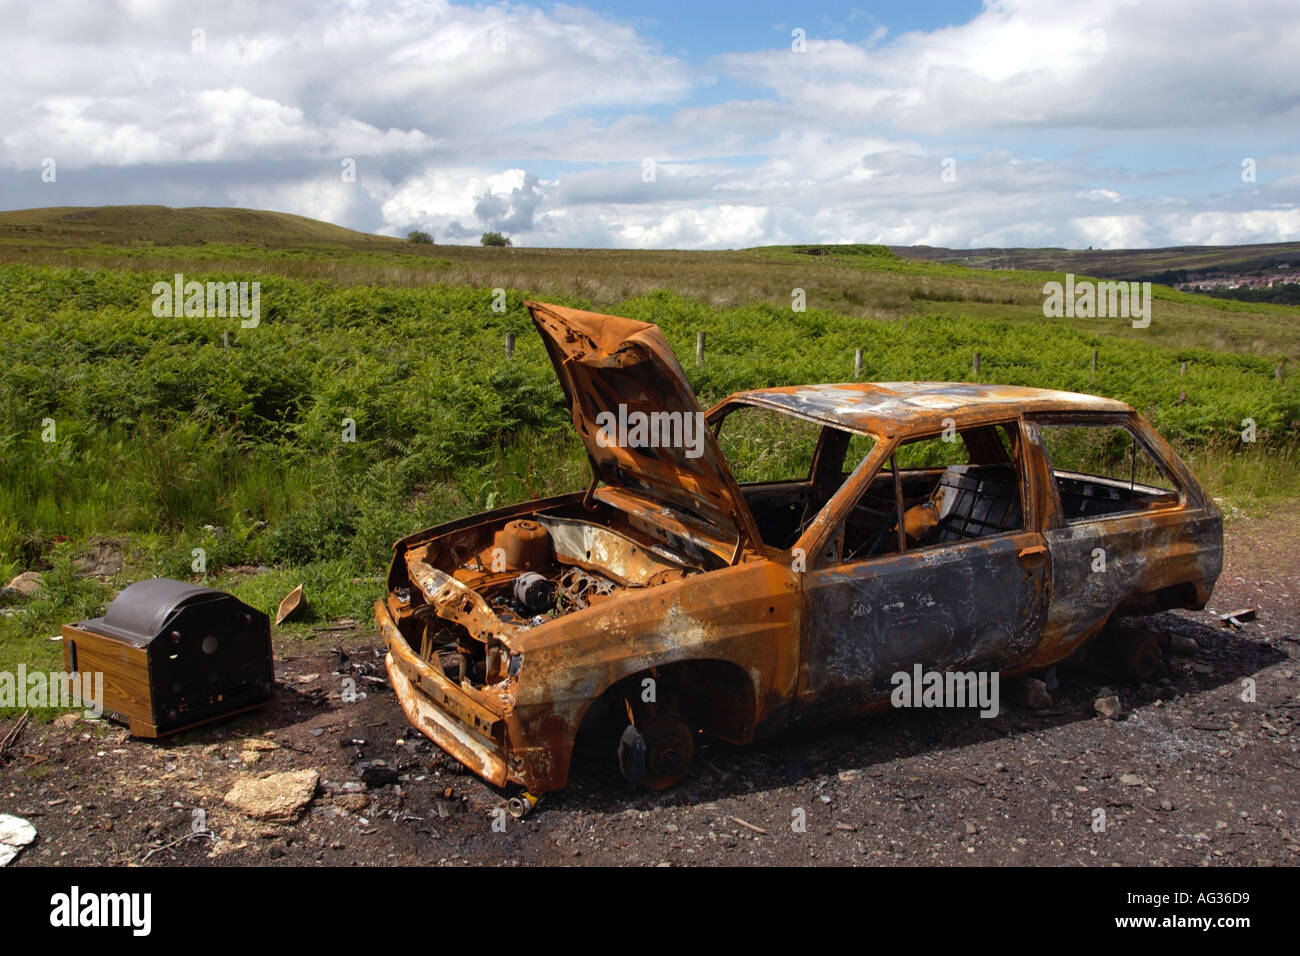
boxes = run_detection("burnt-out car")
[374,301,1222,800]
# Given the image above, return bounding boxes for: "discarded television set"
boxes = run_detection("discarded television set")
[61,579,274,738]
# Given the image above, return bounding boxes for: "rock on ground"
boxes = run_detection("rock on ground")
[224,770,319,823]
[3,571,43,598]
[1024,678,1053,710]
[0,814,37,866]
[1094,694,1123,720]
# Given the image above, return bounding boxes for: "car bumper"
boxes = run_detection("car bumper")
[373,600,509,787]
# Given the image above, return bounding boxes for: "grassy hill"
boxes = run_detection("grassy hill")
[0,205,400,249]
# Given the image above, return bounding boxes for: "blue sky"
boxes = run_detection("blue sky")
[586,1,984,54]
[1,0,1296,249]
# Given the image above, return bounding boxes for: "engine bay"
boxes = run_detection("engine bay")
[394,513,700,690]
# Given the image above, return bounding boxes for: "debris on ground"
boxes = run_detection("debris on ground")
[276,583,305,625]
[0,711,29,763]
[1094,690,1123,720]
[358,759,400,787]
[334,793,371,812]
[1219,608,1257,628]
[241,737,279,764]
[0,814,37,866]
[223,769,319,823]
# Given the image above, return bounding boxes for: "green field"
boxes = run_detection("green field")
[1,206,1298,714]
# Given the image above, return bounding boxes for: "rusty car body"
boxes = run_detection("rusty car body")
[375,301,1223,798]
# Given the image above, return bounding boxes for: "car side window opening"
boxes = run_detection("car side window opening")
[842,431,876,477]
[714,404,877,550]
[1035,421,1179,522]
[840,423,1026,563]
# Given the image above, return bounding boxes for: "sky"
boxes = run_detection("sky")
[1,0,1297,249]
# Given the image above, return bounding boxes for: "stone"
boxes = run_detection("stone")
[4,572,43,598]
[335,793,370,813]
[1025,678,1053,709]
[224,770,319,823]
[0,814,37,867]
[1095,695,1123,720]
[71,539,125,578]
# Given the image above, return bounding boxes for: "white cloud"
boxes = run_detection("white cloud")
[1070,214,1152,249]
[0,0,692,168]
[0,0,1297,250]
[716,0,1300,133]
[1167,209,1300,246]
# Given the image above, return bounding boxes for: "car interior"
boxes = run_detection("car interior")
[715,406,1025,558]
[839,425,1024,561]
[1033,419,1181,522]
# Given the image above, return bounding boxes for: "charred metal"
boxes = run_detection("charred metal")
[375,301,1223,796]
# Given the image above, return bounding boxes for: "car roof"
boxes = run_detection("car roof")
[724,382,1133,435]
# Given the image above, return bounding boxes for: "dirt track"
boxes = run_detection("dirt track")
[3,509,1297,867]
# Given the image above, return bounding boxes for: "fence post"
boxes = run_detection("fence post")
[854,348,863,379]
[505,332,515,358]
[973,351,980,376]
[696,331,705,365]
[1091,348,1097,372]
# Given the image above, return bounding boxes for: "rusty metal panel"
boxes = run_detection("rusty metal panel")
[796,530,1048,724]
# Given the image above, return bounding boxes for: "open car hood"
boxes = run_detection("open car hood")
[526,301,752,556]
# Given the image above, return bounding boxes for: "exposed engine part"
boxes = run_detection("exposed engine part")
[494,519,553,571]
[414,607,462,661]
[555,566,615,613]
[512,571,555,615]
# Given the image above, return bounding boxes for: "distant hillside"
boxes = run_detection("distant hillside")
[893,241,1300,282]
[0,205,401,249]
[4,206,1296,281]
[1,204,1297,359]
